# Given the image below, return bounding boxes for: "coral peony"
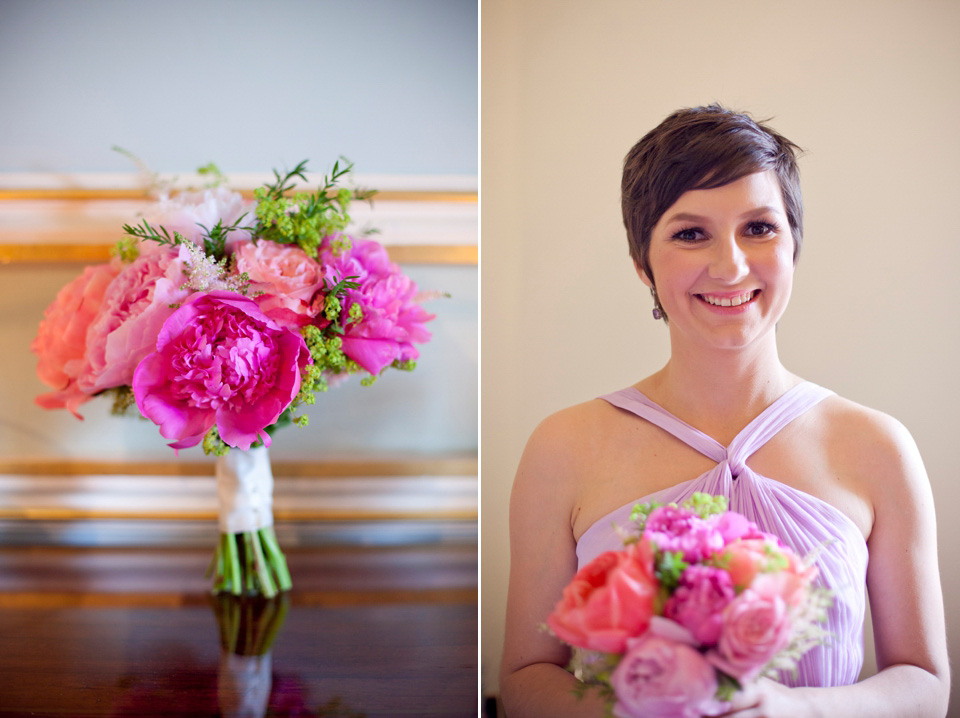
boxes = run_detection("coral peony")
[317,236,434,375]
[133,291,311,450]
[546,540,657,654]
[32,261,122,416]
[79,247,190,393]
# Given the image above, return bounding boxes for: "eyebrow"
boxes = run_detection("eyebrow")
[663,206,782,225]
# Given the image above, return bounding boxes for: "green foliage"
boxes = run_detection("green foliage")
[252,158,374,256]
[112,236,140,263]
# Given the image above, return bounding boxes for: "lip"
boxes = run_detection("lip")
[694,289,760,313]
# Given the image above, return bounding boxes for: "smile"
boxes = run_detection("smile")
[696,290,759,307]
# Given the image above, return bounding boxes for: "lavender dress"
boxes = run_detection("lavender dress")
[576,382,867,686]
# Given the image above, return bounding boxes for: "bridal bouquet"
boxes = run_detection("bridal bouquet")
[547,494,831,718]
[31,159,435,596]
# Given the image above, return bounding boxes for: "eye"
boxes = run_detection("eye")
[744,220,779,238]
[671,226,705,242]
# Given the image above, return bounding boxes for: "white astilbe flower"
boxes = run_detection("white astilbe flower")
[178,242,249,294]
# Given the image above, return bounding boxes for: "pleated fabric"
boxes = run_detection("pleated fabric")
[577,382,867,687]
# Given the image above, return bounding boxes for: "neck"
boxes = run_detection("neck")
[640,329,796,440]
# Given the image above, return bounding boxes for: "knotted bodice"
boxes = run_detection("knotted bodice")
[576,382,868,687]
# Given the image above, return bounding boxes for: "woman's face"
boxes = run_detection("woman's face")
[642,170,795,352]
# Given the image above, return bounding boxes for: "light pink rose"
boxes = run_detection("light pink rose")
[547,540,658,654]
[317,236,434,375]
[132,291,311,451]
[78,247,190,393]
[664,565,736,646]
[233,239,325,321]
[142,187,254,251]
[643,505,724,562]
[32,261,122,417]
[708,585,794,683]
[611,618,726,718]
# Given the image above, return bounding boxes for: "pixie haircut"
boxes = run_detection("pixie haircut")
[622,105,804,285]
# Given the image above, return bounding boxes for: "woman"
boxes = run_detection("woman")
[499,106,949,717]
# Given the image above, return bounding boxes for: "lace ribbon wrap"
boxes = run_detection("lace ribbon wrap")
[216,446,275,533]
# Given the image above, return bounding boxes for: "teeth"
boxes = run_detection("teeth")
[701,291,755,307]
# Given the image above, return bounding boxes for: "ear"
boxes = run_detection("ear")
[634,261,653,289]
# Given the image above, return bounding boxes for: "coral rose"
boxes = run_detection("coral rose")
[32,261,122,416]
[132,291,311,451]
[611,618,726,718]
[714,538,802,591]
[317,236,434,375]
[546,540,657,654]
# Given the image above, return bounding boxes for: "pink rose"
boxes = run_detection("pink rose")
[547,540,658,654]
[233,239,325,322]
[611,618,726,718]
[317,236,434,375]
[708,586,794,683]
[32,261,122,417]
[132,291,311,451]
[643,505,724,562]
[79,247,190,393]
[664,565,736,646]
[142,187,254,251]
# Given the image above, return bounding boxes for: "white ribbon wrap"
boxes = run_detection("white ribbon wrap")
[217,651,272,718]
[216,446,275,533]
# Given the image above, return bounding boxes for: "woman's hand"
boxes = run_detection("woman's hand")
[714,678,816,718]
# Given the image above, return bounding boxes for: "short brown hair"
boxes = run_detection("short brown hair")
[622,105,804,285]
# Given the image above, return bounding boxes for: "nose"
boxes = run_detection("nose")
[708,234,749,283]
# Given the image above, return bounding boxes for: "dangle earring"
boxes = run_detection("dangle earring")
[650,286,663,321]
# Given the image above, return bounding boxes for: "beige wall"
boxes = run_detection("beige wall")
[481,0,960,707]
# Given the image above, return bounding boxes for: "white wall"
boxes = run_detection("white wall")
[0,0,477,176]
[481,0,960,709]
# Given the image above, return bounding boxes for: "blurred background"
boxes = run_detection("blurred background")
[481,0,960,713]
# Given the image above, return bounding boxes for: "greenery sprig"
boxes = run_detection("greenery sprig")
[252,158,375,256]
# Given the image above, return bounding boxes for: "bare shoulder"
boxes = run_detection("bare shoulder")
[514,398,627,498]
[817,393,921,471]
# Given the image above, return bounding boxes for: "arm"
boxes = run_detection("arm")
[721,414,950,718]
[499,410,608,718]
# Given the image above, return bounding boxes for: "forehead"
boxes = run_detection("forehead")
[660,171,786,223]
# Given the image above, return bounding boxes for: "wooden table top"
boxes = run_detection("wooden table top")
[0,544,478,717]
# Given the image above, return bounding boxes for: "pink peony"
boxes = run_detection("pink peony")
[547,540,658,654]
[708,511,774,545]
[643,505,724,563]
[664,565,736,646]
[708,584,794,683]
[611,618,726,718]
[78,247,190,393]
[232,239,325,322]
[132,291,311,451]
[32,261,122,417]
[142,187,255,251]
[317,236,434,375]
